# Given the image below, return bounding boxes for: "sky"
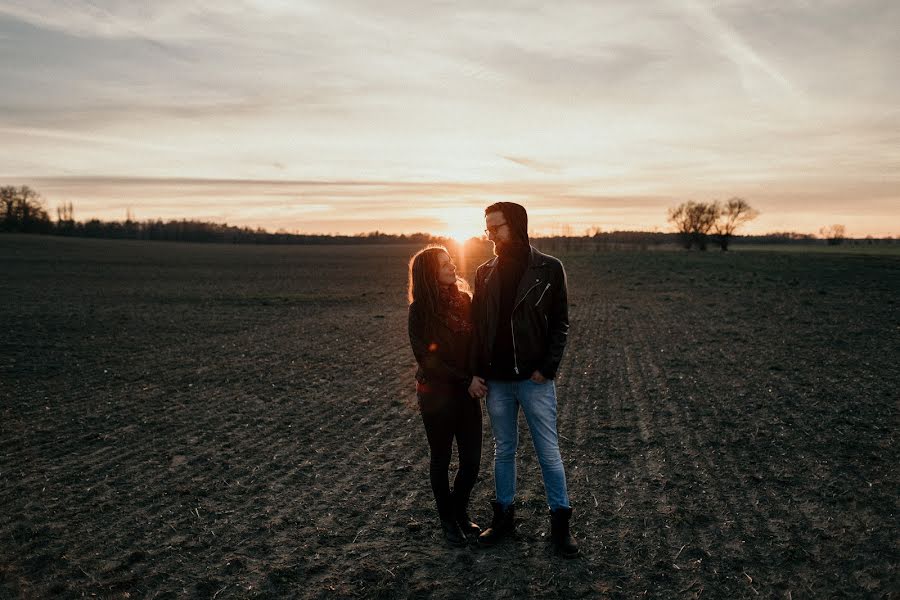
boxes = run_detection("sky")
[1,0,898,238]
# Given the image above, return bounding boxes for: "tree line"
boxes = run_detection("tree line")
[0,185,440,245]
[1,185,888,247]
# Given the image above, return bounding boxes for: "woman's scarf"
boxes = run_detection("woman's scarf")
[437,284,473,335]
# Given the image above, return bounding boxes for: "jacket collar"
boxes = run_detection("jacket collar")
[485,245,547,271]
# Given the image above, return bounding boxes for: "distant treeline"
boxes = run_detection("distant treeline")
[1,185,895,246]
[535,230,897,251]
[0,185,446,245]
[52,218,443,245]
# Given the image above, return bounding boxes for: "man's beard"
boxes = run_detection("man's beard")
[493,238,528,258]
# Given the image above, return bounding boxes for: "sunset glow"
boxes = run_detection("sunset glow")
[1,2,898,236]
[428,206,488,243]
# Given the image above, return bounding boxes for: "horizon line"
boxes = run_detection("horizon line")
[4,176,896,239]
[16,214,893,241]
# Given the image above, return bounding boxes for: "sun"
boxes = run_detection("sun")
[438,207,485,244]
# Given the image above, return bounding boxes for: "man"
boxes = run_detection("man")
[468,202,578,557]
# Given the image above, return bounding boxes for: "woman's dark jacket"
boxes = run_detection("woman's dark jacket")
[408,296,473,390]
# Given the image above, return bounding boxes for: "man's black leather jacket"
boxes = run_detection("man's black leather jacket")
[470,246,569,379]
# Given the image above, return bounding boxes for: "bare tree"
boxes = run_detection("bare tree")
[668,202,693,249]
[668,201,719,250]
[712,197,759,250]
[56,201,75,234]
[0,185,51,232]
[820,224,846,246]
[1,186,16,228]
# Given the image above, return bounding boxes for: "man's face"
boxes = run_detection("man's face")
[485,210,511,252]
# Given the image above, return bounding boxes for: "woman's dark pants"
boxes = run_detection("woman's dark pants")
[418,383,483,520]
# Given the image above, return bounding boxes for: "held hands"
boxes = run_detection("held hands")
[468,376,488,399]
[468,372,544,398]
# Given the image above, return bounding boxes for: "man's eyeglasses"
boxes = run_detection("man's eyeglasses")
[484,222,508,236]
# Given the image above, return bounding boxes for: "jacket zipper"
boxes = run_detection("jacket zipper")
[535,282,551,306]
[510,281,542,375]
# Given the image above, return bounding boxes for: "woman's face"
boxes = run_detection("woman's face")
[436,251,457,286]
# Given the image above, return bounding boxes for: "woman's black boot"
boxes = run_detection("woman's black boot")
[477,501,515,547]
[450,490,481,537]
[440,516,466,547]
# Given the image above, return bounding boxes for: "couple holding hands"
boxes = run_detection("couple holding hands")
[407,202,578,558]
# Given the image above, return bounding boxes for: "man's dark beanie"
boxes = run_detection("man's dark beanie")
[485,202,529,243]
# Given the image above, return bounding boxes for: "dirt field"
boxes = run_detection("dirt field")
[1,234,897,599]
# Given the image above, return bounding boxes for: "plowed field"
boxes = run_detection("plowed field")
[1,234,897,599]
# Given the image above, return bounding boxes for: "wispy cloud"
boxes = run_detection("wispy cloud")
[501,156,562,175]
[0,126,177,151]
[672,0,799,100]
[0,1,209,40]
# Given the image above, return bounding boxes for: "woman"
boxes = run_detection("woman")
[408,245,486,546]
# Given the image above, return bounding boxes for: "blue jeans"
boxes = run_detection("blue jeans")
[485,379,570,510]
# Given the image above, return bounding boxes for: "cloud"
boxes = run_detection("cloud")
[0,1,215,41]
[0,126,177,151]
[501,156,562,174]
[670,0,799,100]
